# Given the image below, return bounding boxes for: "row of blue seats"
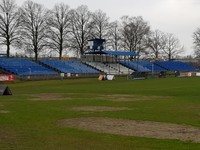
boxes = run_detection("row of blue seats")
[4,67,57,75]
[0,58,197,75]
[136,61,167,72]
[119,60,197,72]
[40,59,99,74]
[119,61,151,72]
[155,61,197,71]
[0,58,39,67]
[0,58,57,75]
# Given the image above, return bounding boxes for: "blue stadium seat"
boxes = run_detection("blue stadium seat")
[39,59,99,74]
[137,61,167,72]
[119,60,151,72]
[154,61,197,71]
[0,58,58,75]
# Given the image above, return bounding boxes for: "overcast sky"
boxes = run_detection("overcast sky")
[15,0,200,55]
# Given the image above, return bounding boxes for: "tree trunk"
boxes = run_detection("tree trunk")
[6,15,10,58]
[34,50,38,62]
[59,51,62,60]
[155,51,158,59]
[6,43,10,58]
[168,53,171,61]
[59,45,63,60]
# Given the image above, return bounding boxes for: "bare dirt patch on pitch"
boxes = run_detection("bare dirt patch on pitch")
[98,94,171,102]
[0,110,10,114]
[0,130,16,140]
[59,117,200,143]
[69,106,130,112]
[98,94,172,102]
[30,93,71,101]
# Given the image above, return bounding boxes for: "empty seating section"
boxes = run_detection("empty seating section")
[0,58,197,76]
[119,61,151,72]
[85,62,113,74]
[107,63,134,74]
[40,60,99,74]
[0,58,57,75]
[117,64,134,74]
[137,61,166,72]
[154,61,197,71]
[86,62,133,74]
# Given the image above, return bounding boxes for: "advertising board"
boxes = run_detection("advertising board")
[0,74,14,82]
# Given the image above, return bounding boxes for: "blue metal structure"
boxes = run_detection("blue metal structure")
[0,58,57,75]
[154,61,197,71]
[40,60,99,74]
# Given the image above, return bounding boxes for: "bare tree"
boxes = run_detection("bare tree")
[91,9,110,39]
[107,21,121,51]
[146,30,165,60]
[0,0,20,58]
[18,0,48,61]
[193,28,200,58]
[69,5,93,56]
[161,33,183,61]
[46,3,71,60]
[121,16,150,54]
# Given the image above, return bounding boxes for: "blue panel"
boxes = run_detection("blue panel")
[39,60,99,74]
[0,58,58,75]
[119,61,151,72]
[154,61,197,71]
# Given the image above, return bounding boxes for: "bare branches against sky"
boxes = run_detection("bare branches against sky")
[15,0,200,55]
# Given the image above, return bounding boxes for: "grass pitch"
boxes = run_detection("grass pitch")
[1,77,200,149]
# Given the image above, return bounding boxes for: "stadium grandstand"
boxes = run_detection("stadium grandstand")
[0,38,198,80]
